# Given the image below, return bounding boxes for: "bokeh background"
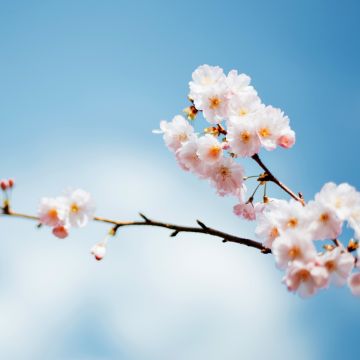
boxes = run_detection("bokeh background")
[0,0,359,359]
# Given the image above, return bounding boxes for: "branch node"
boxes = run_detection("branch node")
[110,225,120,236]
[261,247,271,254]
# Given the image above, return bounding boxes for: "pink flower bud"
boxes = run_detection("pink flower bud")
[8,179,14,188]
[52,225,69,239]
[0,180,8,191]
[277,132,295,149]
[221,141,230,150]
[91,242,107,261]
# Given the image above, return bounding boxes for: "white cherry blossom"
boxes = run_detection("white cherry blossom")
[197,134,223,164]
[159,115,195,152]
[63,189,95,228]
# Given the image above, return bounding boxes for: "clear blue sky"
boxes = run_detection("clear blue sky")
[0,1,359,359]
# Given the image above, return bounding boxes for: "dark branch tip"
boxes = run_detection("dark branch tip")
[139,212,150,222]
[196,220,207,229]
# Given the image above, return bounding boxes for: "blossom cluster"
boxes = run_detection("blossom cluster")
[157,64,295,201]
[38,189,95,239]
[158,64,360,298]
[254,183,360,297]
[37,189,110,260]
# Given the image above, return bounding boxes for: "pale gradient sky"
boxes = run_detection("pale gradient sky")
[0,0,359,359]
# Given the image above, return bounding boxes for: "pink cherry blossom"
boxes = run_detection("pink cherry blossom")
[176,138,207,177]
[38,197,68,227]
[197,134,223,165]
[225,70,252,96]
[265,199,308,235]
[228,90,262,117]
[317,248,354,286]
[315,182,360,221]
[255,200,286,248]
[194,85,229,124]
[189,64,226,102]
[307,200,342,240]
[272,231,317,269]
[227,115,261,157]
[348,273,360,296]
[283,261,328,298]
[255,106,290,151]
[233,202,256,221]
[208,157,245,197]
[348,206,360,240]
[159,115,195,153]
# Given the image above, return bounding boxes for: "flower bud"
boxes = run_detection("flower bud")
[91,242,107,261]
[0,180,8,191]
[277,132,295,149]
[52,225,69,239]
[8,179,14,188]
[183,105,198,121]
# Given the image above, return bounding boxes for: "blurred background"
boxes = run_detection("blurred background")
[0,0,359,359]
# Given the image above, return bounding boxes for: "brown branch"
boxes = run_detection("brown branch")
[1,208,271,254]
[252,154,305,206]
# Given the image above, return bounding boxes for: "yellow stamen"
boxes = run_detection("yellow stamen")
[219,166,230,177]
[298,269,310,282]
[270,227,279,238]
[209,146,221,158]
[239,108,248,116]
[240,131,251,143]
[47,208,58,220]
[325,260,336,272]
[202,76,212,85]
[259,128,271,138]
[71,203,80,213]
[178,133,188,142]
[288,246,301,260]
[287,217,298,228]
[319,213,330,223]
[335,198,342,208]
[209,97,221,109]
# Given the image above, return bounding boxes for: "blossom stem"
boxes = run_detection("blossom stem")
[244,175,261,180]
[1,207,271,254]
[251,154,305,206]
[247,182,262,203]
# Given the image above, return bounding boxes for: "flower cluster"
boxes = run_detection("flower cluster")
[158,64,360,298]
[157,65,295,201]
[254,183,360,297]
[38,189,95,239]
[189,64,295,153]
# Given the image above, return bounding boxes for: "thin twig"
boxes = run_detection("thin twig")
[252,154,305,206]
[1,208,271,254]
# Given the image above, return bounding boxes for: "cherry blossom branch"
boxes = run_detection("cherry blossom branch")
[1,206,271,254]
[251,154,305,206]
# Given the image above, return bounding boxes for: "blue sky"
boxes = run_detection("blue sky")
[0,0,359,359]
